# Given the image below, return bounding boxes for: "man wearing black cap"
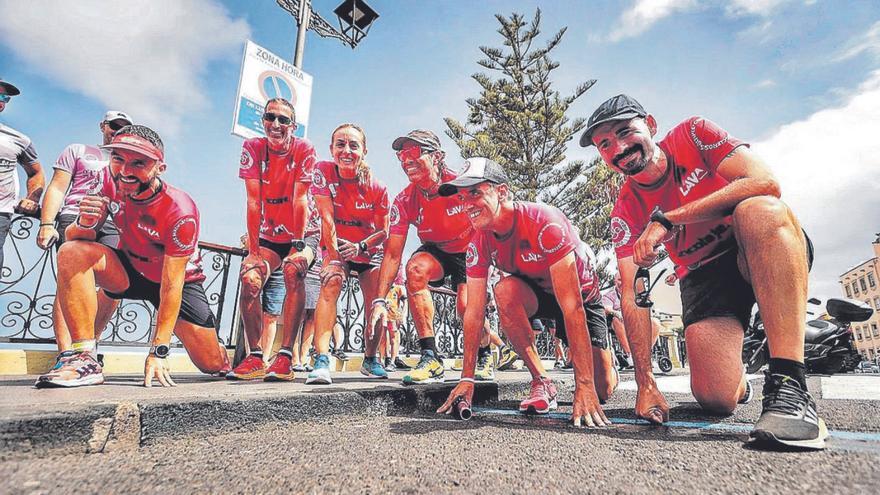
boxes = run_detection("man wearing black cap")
[36,110,132,372]
[370,130,503,384]
[581,94,823,449]
[0,78,45,270]
[436,157,614,426]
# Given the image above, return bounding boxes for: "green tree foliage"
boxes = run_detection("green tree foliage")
[444,9,594,204]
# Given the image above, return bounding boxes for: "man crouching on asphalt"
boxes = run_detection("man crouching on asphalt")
[437,158,614,427]
[36,125,230,388]
[582,94,824,449]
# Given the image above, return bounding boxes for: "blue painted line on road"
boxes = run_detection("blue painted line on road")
[472,407,880,443]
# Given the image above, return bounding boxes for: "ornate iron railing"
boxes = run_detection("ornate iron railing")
[2,214,561,358]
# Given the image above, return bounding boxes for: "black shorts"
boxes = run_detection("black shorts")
[680,231,814,329]
[56,213,120,250]
[104,248,217,328]
[513,275,608,349]
[413,243,466,288]
[258,238,296,260]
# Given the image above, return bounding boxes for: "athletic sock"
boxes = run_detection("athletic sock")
[768,358,807,390]
[419,337,438,357]
[251,350,264,359]
[278,348,293,358]
[72,340,97,353]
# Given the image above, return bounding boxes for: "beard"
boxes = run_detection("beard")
[114,174,154,197]
[613,144,649,176]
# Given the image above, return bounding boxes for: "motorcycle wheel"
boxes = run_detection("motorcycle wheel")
[744,345,769,374]
[658,357,673,373]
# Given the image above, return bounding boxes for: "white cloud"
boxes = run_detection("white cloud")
[724,0,788,18]
[607,0,698,43]
[754,69,880,301]
[752,79,777,89]
[0,0,250,133]
[833,20,880,63]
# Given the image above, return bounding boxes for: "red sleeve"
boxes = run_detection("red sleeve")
[238,139,262,180]
[310,161,333,197]
[465,235,490,279]
[294,140,317,184]
[688,117,747,172]
[388,192,411,236]
[535,206,578,266]
[164,208,200,258]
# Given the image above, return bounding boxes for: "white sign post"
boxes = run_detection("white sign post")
[231,40,313,140]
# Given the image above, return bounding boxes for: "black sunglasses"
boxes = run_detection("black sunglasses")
[262,112,293,125]
[106,120,127,132]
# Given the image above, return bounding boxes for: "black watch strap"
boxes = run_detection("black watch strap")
[359,241,368,253]
[150,344,170,359]
[650,207,674,231]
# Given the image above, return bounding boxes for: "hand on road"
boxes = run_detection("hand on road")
[571,383,610,427]
[437,381,475,415]
[144,355,176,388]
[635,381,669,424]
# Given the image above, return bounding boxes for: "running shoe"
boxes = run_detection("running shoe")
[750,372,827,449]
[393,357,411,370]
[384,357,396,372]
[226,354,267,380]
[306,354,332,385]
[402,351,444,385]
[264,353,295,382]
[332,349,350,361]
[738,379,753,405]
[360,356,389,379]
[35,350,104,388]
[519,376,558,414]
[553,359,565,370]
[292,363,307,372]
[496,346,519,371]
[475,354,495,382]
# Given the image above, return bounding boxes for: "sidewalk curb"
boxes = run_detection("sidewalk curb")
[0,376,577,457]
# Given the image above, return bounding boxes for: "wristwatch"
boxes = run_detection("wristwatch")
[359,241,369,254]
[649,207,674,231]
[150,344,170,359]
[291,239,306,252]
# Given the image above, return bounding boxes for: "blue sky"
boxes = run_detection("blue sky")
[1,0,879,308]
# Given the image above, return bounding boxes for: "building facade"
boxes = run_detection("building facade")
[838,237,880,363]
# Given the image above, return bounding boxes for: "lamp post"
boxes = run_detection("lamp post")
[276,0,380,69]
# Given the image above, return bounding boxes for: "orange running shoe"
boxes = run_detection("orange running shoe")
[264,352,295,381]
[226,354,266,380]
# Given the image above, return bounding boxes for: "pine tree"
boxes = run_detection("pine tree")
[444,9,594,204]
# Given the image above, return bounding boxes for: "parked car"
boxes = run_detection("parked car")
[854,361,880,374]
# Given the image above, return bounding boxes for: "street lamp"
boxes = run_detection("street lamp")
[276,0,379,69]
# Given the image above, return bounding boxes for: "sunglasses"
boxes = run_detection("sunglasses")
[0,94,11,103]
[106,120,127,132]
[263,112,293,125]
[396,145,430,163]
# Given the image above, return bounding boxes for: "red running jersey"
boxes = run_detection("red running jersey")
[389,169,474,254]
[611,117,746,278]
[310,160,389,263]
[100,176,205,284]
[239,136,316,243]
[466,202,601,303]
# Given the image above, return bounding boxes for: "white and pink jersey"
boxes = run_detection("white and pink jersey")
[54,144,110,216]
[98,176,204,284]
[466,202,601,303]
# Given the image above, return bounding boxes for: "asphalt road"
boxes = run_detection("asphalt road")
[3,380,879,495]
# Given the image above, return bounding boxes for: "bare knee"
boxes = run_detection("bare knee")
[492,277,519,306]
[692,384,738,416]
[240,270,265,300]
[57,241,97,275]
[282,264,305,291]
[319,274,343,300]
[405,260,430,292]
[732,196,792,242]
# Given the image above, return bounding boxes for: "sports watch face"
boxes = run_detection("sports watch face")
[152,344,170,358]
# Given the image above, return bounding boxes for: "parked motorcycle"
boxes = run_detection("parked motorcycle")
[742,298,873,375]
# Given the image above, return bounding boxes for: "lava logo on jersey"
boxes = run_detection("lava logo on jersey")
[537,223,566,254]
[679,168,707,197]
[171,217,198,250]
[446,205,464,216]
[355,201,371,210]
[610,217,631,249]
[466,242,478,268]
[137,222,159,238]
[240,150,254,170]
[521,252,544,263]
[389,204,400,226]
[312,168,327,190]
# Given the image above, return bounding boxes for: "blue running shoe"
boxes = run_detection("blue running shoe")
[360,356,389,379]
[306,354,332,384]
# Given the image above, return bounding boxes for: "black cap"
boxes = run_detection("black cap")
[392,129,442,151]
[579,94,647,147]
[438,157,510,197]
[0,79,21,96]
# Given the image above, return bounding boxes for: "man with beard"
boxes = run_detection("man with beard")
[581,94,822,449]
[228,97,317,381]
[36,125,229,387]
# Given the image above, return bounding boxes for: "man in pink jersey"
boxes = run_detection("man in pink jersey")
[436,158,614,425]
[370,130,496,385]
[228,97,318,381]
[581,94,822,449]
[35,111,131,375]
[36,125,229,388]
